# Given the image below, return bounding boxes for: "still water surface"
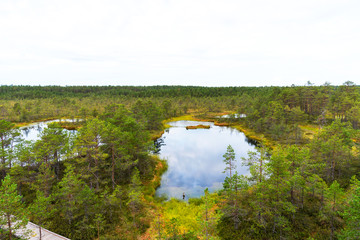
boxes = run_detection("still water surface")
[20,119,76,141]
[155,120,256,199]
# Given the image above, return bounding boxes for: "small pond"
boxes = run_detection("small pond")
[20,119,77,141]
[155,120,257,199]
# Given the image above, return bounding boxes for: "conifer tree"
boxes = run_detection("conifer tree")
[241,146,269,235]
[0,120,20,179]
[30,190,53,240]
[74,118,107,191]
[223,145,236,180]
[127,167,144,226]
[339,177,360,239]
[321,180,345,240]
[0,175,29,240]
[53,165,98,239]
[266,146,295,239]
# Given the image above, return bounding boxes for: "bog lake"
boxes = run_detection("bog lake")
[154,120,256,199]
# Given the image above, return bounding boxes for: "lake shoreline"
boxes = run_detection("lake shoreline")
[158,113,272,148]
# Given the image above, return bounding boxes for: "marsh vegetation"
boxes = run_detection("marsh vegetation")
[1,84,360,239]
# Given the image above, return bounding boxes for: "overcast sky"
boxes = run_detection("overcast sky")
[0,0,359,87]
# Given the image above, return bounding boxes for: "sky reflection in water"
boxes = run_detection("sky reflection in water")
[20,120,76,142]
[155,121,256,199]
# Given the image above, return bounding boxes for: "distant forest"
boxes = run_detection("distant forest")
[0,85,266,98]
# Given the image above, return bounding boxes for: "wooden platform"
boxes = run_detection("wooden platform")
[15,221,70,240]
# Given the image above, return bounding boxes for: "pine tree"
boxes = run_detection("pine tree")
[223,145,236,180]
[0,120,20,179]
[127,167,144,226]
[73,118,107,191]
[321,180,345,240]
[266,146,295,239]
[339,176,360,239]
[93,213,105,240]
[241,146,269,233]
[309,120,354,183]
[0,175,29,240]
[53,165,98,239]
[242,146,268,184]
[29,190,53,240]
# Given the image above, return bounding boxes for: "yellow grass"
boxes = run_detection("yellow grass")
[185,124,211,130]
[233,123,276,148]
[14,117,58,128]
[150,130,164,141]
[162,115,198,128]
[299,124,320,140]
[214,122,230,126]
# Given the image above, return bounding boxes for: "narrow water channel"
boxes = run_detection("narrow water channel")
[155,120,257,199]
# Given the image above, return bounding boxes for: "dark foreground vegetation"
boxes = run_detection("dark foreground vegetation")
[0,83,360,239]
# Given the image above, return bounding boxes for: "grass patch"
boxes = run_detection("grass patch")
[160,114,200,131]
[150,130,165,141]
[214,122,230,127]
[163,115,198,127]
[143,155,168,197]
[186,124,211,130]
[14,117,59,127]
[58,122,83,130]
[299,124,320,140]
[233,123,276,148]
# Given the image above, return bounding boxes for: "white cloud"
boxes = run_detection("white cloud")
[0,0,359,86]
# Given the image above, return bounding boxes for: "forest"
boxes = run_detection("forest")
[0,83,360,239]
